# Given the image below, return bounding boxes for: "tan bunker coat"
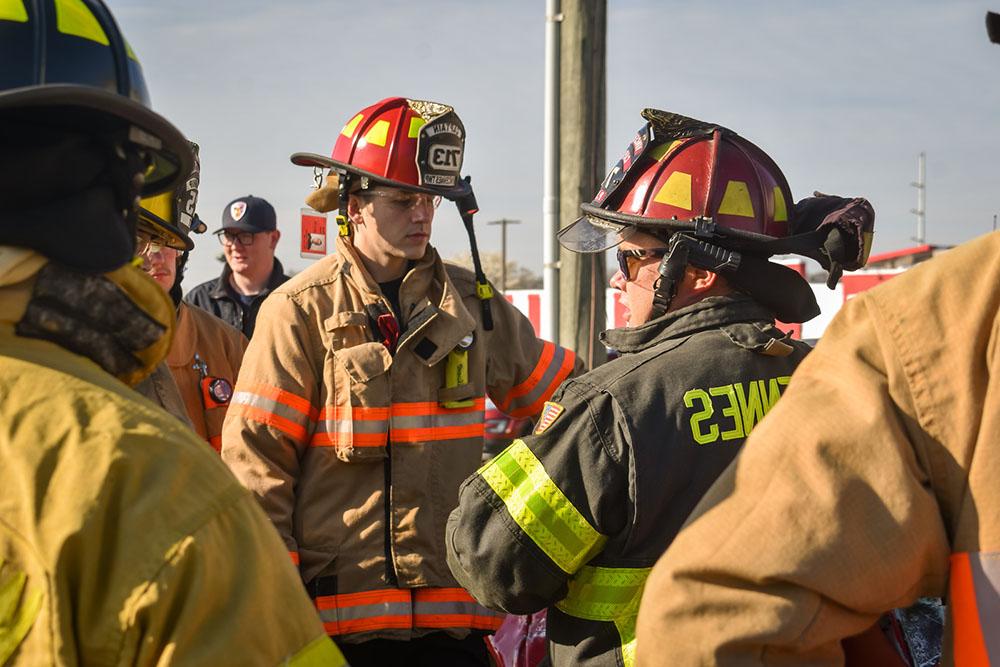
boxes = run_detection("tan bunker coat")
[223,237,578,643]
[636,232,1000,665]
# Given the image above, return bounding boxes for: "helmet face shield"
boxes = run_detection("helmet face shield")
[558,213,637,253]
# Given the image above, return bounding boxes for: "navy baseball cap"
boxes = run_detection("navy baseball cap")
[217,195,277,233]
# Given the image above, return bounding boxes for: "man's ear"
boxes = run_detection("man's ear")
[346,194,366,226]
[270,229,281,249]
[685,266,720,293]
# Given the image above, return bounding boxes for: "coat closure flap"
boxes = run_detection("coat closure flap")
[332,342,392,383]
[324,310,369,332]
[396,249,477,367]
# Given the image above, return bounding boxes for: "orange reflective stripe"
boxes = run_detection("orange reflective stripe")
[228,403,309,442]
[951,552,995,666]
[391,399,486,442]
[316,589,411,610]
[500,343,576,419]
[392,424,485,443]
[501,342,556,409]
[392,399,486,417]
[413,588,477,603]
[243,383,317,419]
[308,401,488,448]
[315,589,412,636]
[314,587,503,636]
[414,613,504,631]
[230,384,318,443]
[208,435,221,452]
[289,551,300,565]
[515,347,576,419]
[412,587,505,631]
[310,431,388,448]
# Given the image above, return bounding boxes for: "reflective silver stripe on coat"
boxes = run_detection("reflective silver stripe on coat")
[231,391,311,427]
[391,410,485,431]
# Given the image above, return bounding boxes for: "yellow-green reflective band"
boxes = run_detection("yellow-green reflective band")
[0,0,28,23]
[555,565,650,667]
[287,635,346,667]
[555,565,650,620]
[617,615,638,667]
[55,0,109,46]
[479,439,606,574]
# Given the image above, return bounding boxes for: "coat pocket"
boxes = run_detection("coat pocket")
[328,342,392,463]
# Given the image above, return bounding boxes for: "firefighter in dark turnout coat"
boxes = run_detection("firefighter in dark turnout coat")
[446,110,876,667]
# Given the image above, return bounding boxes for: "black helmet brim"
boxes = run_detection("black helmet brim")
[290,151,472,202]
[0,84,193,197]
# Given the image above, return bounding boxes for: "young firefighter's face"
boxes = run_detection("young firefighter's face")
[350,187,440,264]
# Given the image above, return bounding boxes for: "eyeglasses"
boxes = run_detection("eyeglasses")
[217,230,256,246]
[136,234,173,256]
[616,247,670,281]
[358,189,442,211]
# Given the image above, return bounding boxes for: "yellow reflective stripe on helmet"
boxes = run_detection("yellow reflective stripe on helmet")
[125,38,138,62]
[364,120,391,148]
[55,0,110,45]
[0,0,28,23]
[341,113,363,138]
[653,170,692,210]
[478,439,606,574]
[287,635,346,667]
[717,180,755,218]
[773,186,788,222]
[140,191,174,224]
[408,117,426,138]
[555,565,651,667]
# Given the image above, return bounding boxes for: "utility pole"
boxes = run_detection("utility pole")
[910,152,926,243]
[558,0,606,370]
[542,0,561,342]
[487,219,520,291]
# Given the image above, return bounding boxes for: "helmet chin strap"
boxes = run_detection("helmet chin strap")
[454,176,494,330]
[650,233,742,319]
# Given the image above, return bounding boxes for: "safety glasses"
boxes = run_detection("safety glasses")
[616,247,670,281]
[135,233,176,256]
[359,190,442,211]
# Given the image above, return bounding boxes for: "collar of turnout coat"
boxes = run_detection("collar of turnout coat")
[601,294,777,354]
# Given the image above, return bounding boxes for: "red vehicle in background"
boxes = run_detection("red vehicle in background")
[483,398,533,460]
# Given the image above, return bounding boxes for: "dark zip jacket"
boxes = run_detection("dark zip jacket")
[446,294,811,667]
[184,258,289,339]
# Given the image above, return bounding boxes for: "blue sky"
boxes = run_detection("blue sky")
[112,0,1000,288]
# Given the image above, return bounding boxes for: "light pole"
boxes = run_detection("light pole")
[487,219,521,291]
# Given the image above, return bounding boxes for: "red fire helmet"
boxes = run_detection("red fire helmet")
[560,109,795,254]
[291,96,471,201]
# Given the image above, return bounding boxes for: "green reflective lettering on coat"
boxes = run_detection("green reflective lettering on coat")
[684,375,792,445]
[683,389,717,445]
[709,384,744,441]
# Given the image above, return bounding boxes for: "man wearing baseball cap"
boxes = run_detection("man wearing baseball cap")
[185,194,290,338]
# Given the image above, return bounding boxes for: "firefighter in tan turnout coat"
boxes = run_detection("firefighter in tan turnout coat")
[223,97,579,665]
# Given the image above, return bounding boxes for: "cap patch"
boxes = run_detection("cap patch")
[230,201,247,221]
[533,401,565,435]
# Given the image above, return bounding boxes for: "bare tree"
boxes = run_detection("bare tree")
[447,251,543,290]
